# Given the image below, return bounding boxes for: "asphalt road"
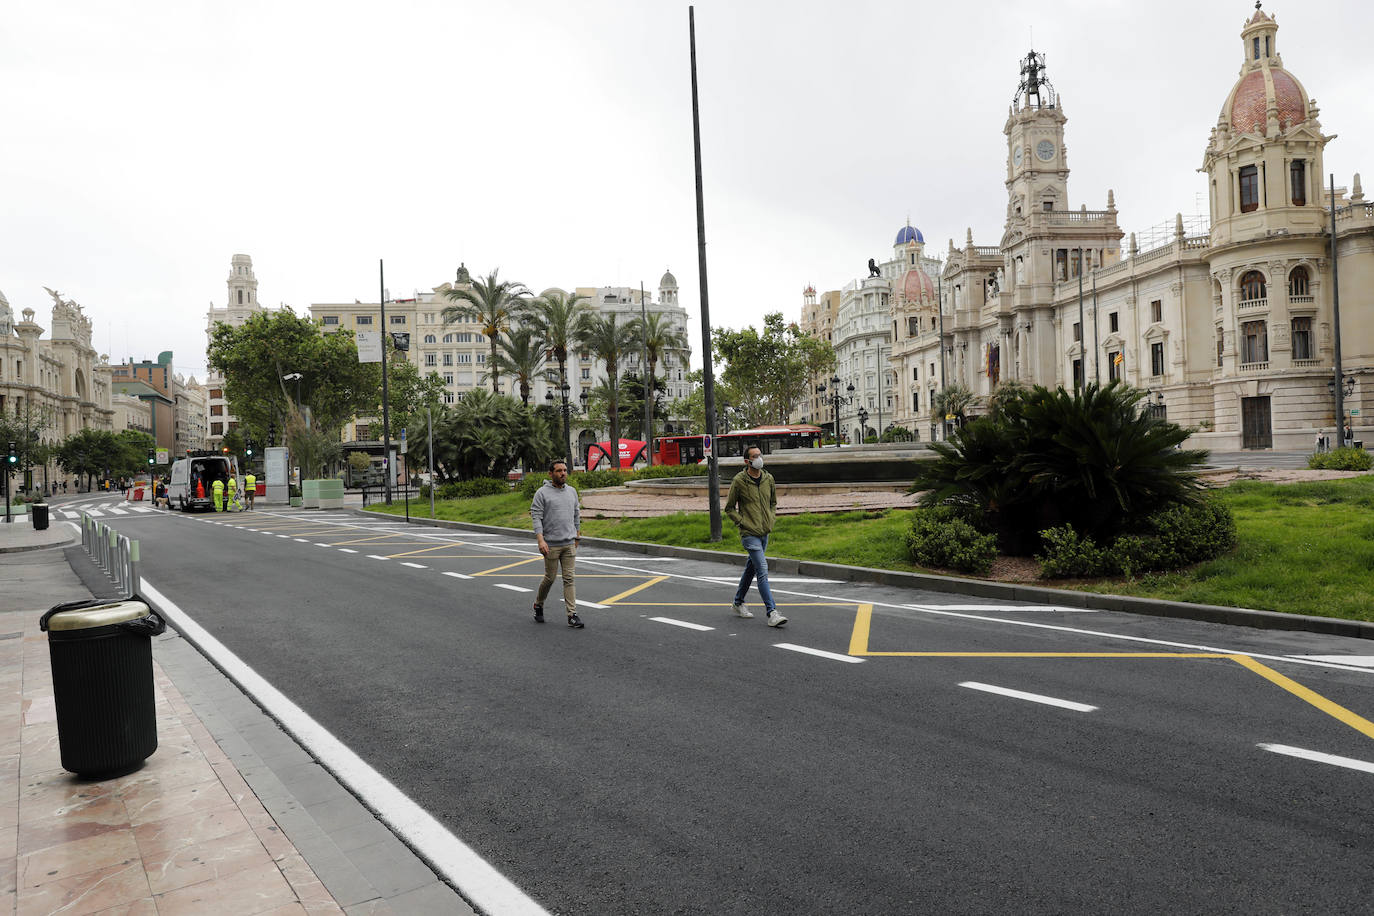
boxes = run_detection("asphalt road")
[71,497,1374,915]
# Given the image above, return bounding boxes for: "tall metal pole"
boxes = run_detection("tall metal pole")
[1329,174,1346,433]
[876,346,884,439]
[426,407,435,519]
[1076,250,1085,392]
[937,275,947,440]
[690,6,722,541]
[380,259,393,505]
[1092,269,1100,385]
[640,281,650,449]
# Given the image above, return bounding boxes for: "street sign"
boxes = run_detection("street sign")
[156,448,169,465]
[356,330,383,363]
[703,434,712,455]
[1352,409,1362,416]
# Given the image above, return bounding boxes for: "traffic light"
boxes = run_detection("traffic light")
[147,449,155,466]
[5,441,15,465]
[245,441,254,457]
[222,447,229,455]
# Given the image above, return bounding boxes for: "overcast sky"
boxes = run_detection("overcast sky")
[4,1,1371,381]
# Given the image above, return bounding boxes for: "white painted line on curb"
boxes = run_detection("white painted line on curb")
[137,581,550,916]
[367,555,389,561]
[650,617,714,632]
[909,604,1097,613]
[494,583,532,593]
[1259,743,1374,774]
[577,599,610,609]
[959,682,1097,712]
[400,562,428,569]
[443,572,473,580]
[337,548,358,554]
[774,643,865,664]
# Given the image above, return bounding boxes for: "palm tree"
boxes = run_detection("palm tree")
[441,269,533,394]
[639,311,688,444]
[488,327,545,406]
[576,312,642,470]
[531,290,591,466]
[932,383,977,431]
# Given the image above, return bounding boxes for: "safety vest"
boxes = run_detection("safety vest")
[212,479,223,493]
[245,474,256,491]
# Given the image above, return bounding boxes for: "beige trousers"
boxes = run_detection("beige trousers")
[536,543,577,613]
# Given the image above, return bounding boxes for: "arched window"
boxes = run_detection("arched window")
[1288,266,1310,297]
[424,334,437,344]
[1240,270,1266,302]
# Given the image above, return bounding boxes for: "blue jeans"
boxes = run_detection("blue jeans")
[734,534,775,614]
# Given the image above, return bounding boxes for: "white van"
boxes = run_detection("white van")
[168,455,241,511]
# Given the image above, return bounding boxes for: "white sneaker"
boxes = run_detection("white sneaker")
[767,610,788,628]
[732,601,754,618]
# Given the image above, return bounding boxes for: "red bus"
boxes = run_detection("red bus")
[652,425,823,465]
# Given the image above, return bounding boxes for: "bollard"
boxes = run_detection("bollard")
[129,540,140,598]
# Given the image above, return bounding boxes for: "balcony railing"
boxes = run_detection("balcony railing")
[1291,358,1321,368]
[1237,297,1268,311]
[1288,295,1315,306]
[1239,360,1269,371]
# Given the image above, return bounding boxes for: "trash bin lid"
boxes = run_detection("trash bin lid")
[45,600,151,631]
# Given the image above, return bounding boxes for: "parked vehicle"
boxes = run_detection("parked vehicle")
[168,455,240,511]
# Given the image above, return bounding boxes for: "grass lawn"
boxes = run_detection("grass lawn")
[366,476,1374,622]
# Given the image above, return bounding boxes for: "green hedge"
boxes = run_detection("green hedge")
[905,507,997,574]
[518,469,630,499]
[630,464,710,480]
[1037,495,1237,579]
[431,478,509,500]
[1308,447,1373,471]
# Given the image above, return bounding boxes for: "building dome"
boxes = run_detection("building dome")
[902,269,935,301]
[894,225,924,246]
[659,269,677,289]
[1226,67,1307,134]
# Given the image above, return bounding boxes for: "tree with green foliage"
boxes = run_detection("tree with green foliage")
[408,390,556,481]
[577,312,642,469]
[711,313,835,428]
[56,428,119,490]
[640,311,688,444]
[931,383,977,429]
[441,269,533,395]
[913,381,1209,554]
[111,430,156,479]
[668,370,742,435]
[489,326,546,406]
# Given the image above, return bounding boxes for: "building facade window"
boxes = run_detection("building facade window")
[1217,329,1225,368]
[458,353,472,364]
[1288,266,1310,297]
[443,353,453,366]
[1290,160,1306,206]
[443,373,454,385]
[322,316,339,326]
[424,334,436,344]
[1240,270,1266,302]
[356,315,373,326]
[1291,317,1313,360]
[425,354,436,367]
[1151,300,1163,323]
[390,315,406,325]
[1108,351,1122,382]
[1109,312,1119,332]
[1240,320,1268,364]
[1239,165,1260,212]
[1150,342,1165,376]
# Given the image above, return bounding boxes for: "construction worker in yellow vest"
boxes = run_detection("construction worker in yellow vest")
[225,475,238,512]
[211,477,224,512]
[244,473,256,510]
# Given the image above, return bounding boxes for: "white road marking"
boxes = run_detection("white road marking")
[577,599,610,609]
[367,555,389,560]
[959,681,1098,712]
[443,572,473,580]
[1259,744,1374,774]
[337,548,358,554]
[576,556,680,561]
[650,617,714,631]
[244,528,257,531]
[774,643,865,664]
[106,508,127,515]
[315,543,331,547]
[136,581,550,916]
[294,538,309,543]
[909,603,1097,613]
[494,583,532,593]
[401,562,428,569]
[1290,656,1374,669]
[701,576,841,584]
[277,534,291,538]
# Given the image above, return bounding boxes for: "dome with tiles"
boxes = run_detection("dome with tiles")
[894,224,924,246]
[902,269,935,301]
[1221,6,1310,136]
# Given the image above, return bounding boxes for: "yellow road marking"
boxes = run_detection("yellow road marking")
[860,652,1228,658]
[601,576,670,605]
[384,543,507,559]
[626,602,850,606]
[849,604,873,656]
[1230,655,1374,741]
[330,535,437,546]
[474,557,543,576]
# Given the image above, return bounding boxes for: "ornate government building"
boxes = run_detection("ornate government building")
[807,5,1370,450]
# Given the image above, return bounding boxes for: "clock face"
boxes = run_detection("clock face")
[1013,146,1023,167]
[1036,140,1055,161]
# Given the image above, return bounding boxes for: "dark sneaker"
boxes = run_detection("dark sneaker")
[567,613,585,629]
[533,603,545,623]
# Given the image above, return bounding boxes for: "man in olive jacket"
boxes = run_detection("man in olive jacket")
[724,445,787,627]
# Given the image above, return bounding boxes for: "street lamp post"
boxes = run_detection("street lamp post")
[282,373,303,420]
[816,375,855,446]
[545,381,574,469]
[857,407,870,443]
[578,388,589,468]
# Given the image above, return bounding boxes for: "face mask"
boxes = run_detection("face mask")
[750,457,764,470]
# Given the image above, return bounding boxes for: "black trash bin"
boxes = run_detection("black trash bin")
[31,502,49,531]
[39,598,166,777]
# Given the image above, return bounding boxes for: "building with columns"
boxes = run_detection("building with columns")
[205,254,272,450]
[836,5,1371,449]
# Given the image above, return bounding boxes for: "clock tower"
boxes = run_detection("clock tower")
[1005,49,1069,220]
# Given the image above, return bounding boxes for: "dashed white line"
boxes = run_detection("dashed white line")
[577,599,610,609]
[493,583,532,593]
[774,643,865,664]
[1258,744,1374,774]
[401,562,428,569]
[443,572,473,580]
[277,534,291,538]
[650,617,714,632]
[315,543,331,547]
[959,681,1097,712]
[909,604,1097,614]
[337,548,358,554]
[294,538,309,543]
[367,555,389,560]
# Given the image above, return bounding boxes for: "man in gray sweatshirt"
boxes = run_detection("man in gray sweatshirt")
[530,459,584,628]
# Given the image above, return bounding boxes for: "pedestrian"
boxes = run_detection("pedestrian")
[211,477,224,512]
[725,445,787,627]
[225,474,238,512]
[1316,429,1326,453]
[530,459,584,628]
[244,471,256,509]
[1344,422,1354,449]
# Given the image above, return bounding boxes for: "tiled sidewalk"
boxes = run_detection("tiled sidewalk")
[3,608,343,915]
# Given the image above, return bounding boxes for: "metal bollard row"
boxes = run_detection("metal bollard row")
[80,513,140,599]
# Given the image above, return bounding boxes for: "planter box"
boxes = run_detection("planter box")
[290,497,303,507]
[301,479,345,510]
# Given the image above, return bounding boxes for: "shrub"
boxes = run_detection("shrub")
[1038,496,1236,579]
[631,464,708,480]
[905,507,997,575]
[518,468,629,499]
[1308,446,1373,471]
[881,426,916,443]
[1037,525,1110,578]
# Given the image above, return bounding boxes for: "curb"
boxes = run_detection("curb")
[354,507,1374,642]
